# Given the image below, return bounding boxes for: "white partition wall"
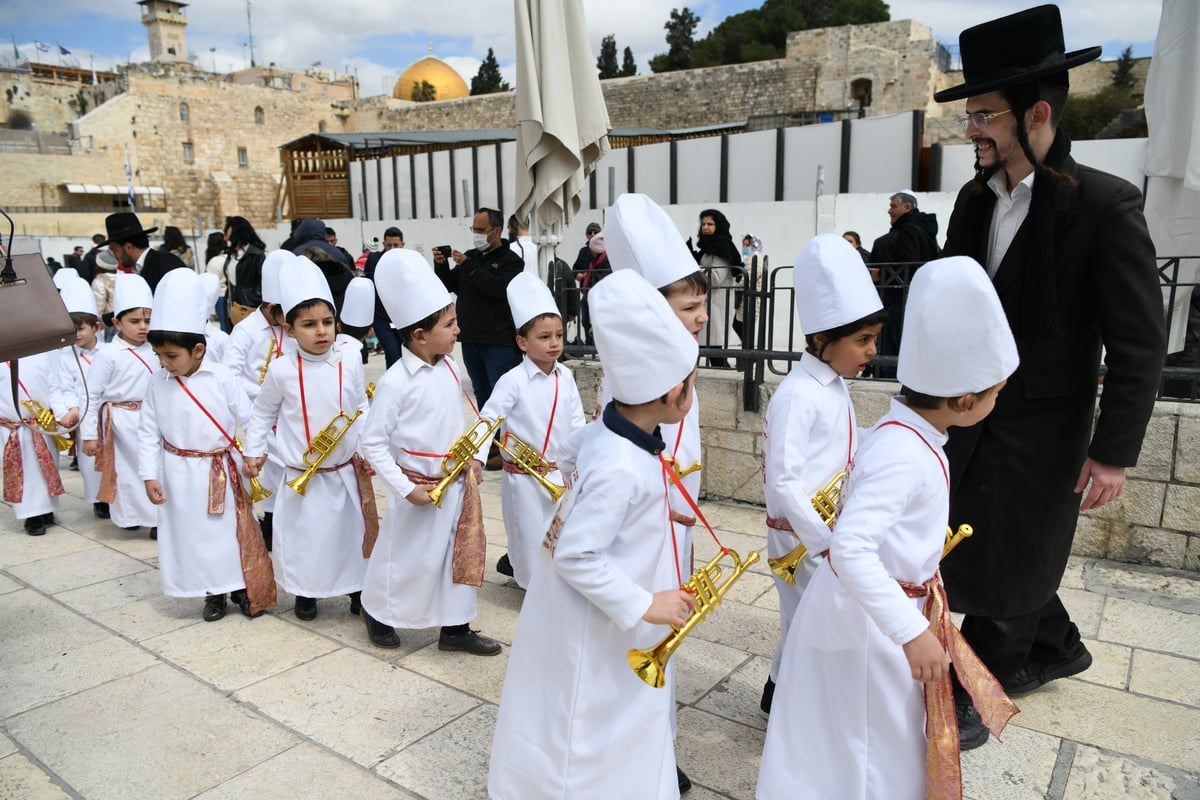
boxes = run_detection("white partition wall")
[727,129,778,203]
[782,122,843,201]
[676,137,723,204]
[847,112,916,193]
[635,141,672,205]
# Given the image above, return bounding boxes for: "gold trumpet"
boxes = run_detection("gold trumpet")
[942,523,973,559]
[233,438,273,504]
[20,399,73,452]
[286,409,363,496]
[629,547,761,688]
[428,416,504,507]
[663,456,702,481]
[366,382,376,400]
[258,336,276,385]
[494,430,566,503]
[767,471,846,585]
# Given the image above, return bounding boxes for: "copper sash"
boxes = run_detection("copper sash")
[501,459,559,476]
[1,417,65,503]
[400,465,485,587]
[161,438,277,615]
[765,516,793,531]
[898,571,1019,800]
[96,400,142,503]
[291,455,380,558]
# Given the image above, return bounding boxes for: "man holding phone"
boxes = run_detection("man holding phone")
[364,226,406,367]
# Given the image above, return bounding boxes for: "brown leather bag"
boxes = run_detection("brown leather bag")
[0,253,75,362]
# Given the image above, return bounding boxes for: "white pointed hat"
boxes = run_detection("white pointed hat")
[261,249,294,305]
[52,268,80,290]
[374,249,453,329]
[280,255,334,316]
[604,193,697,289]
[113,273,153,316]
[794,234,883,334]
[897,256,1018,396]
[59,277,98,317]
[590,270,698,405]
[150,268,208,334]
[340,276,375,328]
[507,271,558,329]
[198,271,220,310]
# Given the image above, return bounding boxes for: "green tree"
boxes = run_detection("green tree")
[411,80,437,102]
[1058,85,1134,140]
[470,48,510,95]
[649,7,700,73]
[1111,45,1136,91]
[620,46,638,77]
[597,34,620,79]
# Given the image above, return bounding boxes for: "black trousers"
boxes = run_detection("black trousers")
[956,593,1081,691]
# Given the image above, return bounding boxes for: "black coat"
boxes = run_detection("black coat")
[363,250,391,322]
[434,241,525,346]
[940,155,1166,617]
[139,248,188,292]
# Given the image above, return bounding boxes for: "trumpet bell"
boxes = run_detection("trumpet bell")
[767,540,807,586]
[249,477,272,504]
[628,648,668,689]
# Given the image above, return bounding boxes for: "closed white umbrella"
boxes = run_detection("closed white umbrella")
[513,0,611,280]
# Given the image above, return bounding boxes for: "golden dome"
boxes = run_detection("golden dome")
[393,47,469,101]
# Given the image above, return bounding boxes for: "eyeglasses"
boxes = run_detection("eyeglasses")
[956,109,1012,132]
[468,225,495,234]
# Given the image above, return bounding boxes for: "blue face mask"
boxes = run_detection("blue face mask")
[742,247,751,256]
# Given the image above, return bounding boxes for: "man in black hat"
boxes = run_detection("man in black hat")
[102,211,186,291]
[935,5,1166,749]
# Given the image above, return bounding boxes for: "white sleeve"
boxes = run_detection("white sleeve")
[764,391,835,555]
[359,380,415,499]
[243,364,283,458]
[82,352,115,441]
[137,383,163,482]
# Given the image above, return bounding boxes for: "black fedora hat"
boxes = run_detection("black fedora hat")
[933,5,1101,103]
[99,212,158,247]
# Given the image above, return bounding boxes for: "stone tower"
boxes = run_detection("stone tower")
[139,0,189,63]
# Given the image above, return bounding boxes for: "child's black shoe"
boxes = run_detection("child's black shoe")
[203,594,227,622]
[677,766,692,794]
[438,628,501,656]
[496,553,514,577]
[93,502,110,519]
[362,609,401,648]
[230,589,262,618]
[23,516,46,536]
[294,596,318,620]
[348,591,362,616]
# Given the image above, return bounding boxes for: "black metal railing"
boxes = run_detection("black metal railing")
[557,255,1200,409]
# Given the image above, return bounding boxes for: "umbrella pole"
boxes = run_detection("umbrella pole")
[532,207,561,285]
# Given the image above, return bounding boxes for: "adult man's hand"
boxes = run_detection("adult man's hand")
[1074,457,1125,511]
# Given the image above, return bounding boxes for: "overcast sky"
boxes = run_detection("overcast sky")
[0,1,1162,100]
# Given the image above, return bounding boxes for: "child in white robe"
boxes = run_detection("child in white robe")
[335,276,374,367]
[760,234,886,714]
[198,272,230,364]
[357,248,501,654]
[82,273,158,535]
[479,272,585,588]
[488,270,699,800]
[757,257,1021,800]
[243,256,375,623]
[1,350,73,536]
[58,278,106,515]
[139,269,275,621]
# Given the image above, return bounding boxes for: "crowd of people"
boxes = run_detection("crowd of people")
[0,6,1171,799]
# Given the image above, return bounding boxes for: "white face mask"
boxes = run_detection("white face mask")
[473,232,490,250]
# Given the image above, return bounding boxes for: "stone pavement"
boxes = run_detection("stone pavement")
[3,387,1200,799]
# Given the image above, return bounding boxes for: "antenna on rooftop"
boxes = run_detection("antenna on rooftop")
[245,0,256,68]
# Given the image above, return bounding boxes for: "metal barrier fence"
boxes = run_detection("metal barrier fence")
[558,255,1200,411]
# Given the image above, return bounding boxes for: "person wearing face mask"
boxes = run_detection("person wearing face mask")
[574,230,611,347]
[439,207,526,413]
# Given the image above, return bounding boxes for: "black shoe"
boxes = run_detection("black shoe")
[203,594,227,622]
[438,628,501,656]
[69,457,79,471]
[294,595,317,621]
[123,525,140,531]
[956,701,989,751]
[760,676,775,715]
[41,512,56,526]
[362,609,401,648]
[1004,642,1093,696]
[496,553,514,577]
[230,589,262,618]
[148,527,157,540]
[677,766,692,794]
[349,591,362,616]
[23,516,47,536]
[93,502,110,519]
[260,512,273,552]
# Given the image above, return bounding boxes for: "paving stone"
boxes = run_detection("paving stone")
[0,589,113,671]
[675,638,756,706]
[0,572,20,595]
[7,664,296,800]
[719,568,776,607]
[1129,650,1200,708]
[690,598,779,659]
[193,742,408,800]
[693,654,770,732]
[0,752,72,800]
[1061,586,1105,638]
[1061,557,1092,591]
[0,634,158,719]
[960,724,1060,800]
[0,528,96,570]
[6,545,149,596]
[1075,639,1131,691]
[1099,597,1200,659]
[375,703,495,800]
[401,641,510,705]
[752,585,780,612]
[69,517,161,561]
[1064,745,1180,800]
[1086,561,1200,614]
[675,707,764,799]
[0,733,15,759]
[235,648,479,768]
[143,613,340,692]
[52,567,162,614]
[1012,680,1200,773]
[90,592,206,641]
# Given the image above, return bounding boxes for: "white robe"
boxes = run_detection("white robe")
[479,356,586,588]
[203,322,230,365]
[762,352,861,681]
[82,337,158,528]
[244,346,369,598]
[137,361,252,597]
[1,353,69,520]
[60,343,104,503]
[225,308,290,512]
[358,348,477,629]
[757,398,948,800]
[488,416,681,800]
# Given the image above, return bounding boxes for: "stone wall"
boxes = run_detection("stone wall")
[0,69,91,134]
[571,362,1200,573]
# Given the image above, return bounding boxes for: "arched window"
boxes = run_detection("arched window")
[179,102,190,122]
[850,78,873,109]
[254,106,264,124]
[318,119,327,133]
